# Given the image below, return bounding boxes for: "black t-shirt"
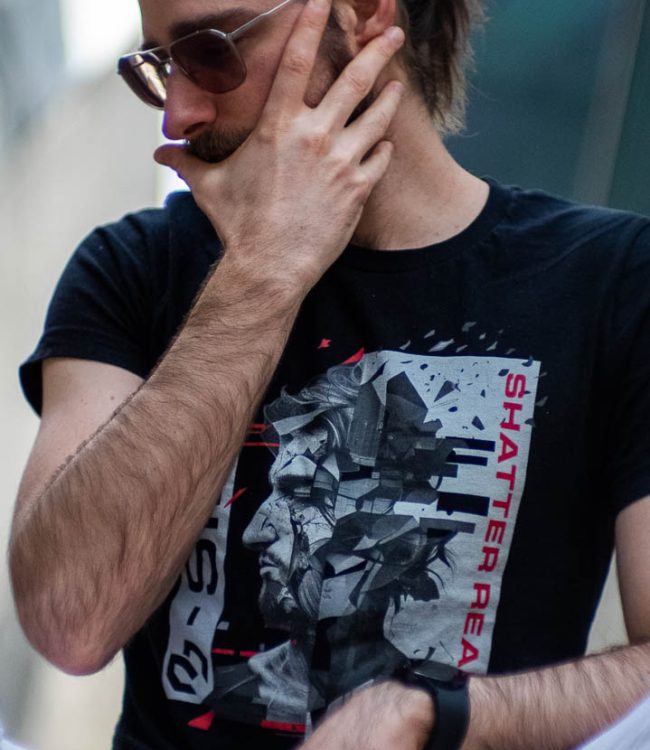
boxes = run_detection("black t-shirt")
[20,179,650,749]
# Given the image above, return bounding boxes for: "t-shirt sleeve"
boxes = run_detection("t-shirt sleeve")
[20,210,166,415]
[603,221,650,514]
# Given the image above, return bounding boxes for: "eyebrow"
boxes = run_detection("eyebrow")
[276,472,311,496]
[141,7,252,50]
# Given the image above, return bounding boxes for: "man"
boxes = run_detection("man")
[9,0,650,749]
[236,357,467,722]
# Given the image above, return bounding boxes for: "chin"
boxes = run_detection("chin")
[258,585,307,632]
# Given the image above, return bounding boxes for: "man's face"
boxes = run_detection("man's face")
[138,0,359,163]
[242,426,334,630]
[242,417,457,644]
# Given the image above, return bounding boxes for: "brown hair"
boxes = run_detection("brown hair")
[397,0,486,132]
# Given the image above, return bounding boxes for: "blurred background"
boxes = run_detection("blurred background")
[0,0,647,747]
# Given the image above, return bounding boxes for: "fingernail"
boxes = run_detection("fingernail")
[385,26,405,46]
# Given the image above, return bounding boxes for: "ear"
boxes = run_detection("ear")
[337,0,398,46]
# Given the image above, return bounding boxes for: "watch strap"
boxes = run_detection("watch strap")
[400,664,470,750]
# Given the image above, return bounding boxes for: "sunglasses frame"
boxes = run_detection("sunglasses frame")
[118,0,300,108]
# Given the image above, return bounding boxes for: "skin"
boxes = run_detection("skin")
[147,0,491,253]
[9,0,650,748]
[11,0,405,672]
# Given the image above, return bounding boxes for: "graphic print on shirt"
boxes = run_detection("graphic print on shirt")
[162,350,540,730]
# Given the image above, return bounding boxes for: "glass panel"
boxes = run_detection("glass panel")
[447,0,649,213]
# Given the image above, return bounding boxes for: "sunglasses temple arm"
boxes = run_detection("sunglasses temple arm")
[230,0,301,40]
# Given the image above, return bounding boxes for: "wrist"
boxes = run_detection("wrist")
[214,240,324,303]
[398,682,437,743]
[395,663,470,750]
[201,249,308,317]
[363,680,435,748]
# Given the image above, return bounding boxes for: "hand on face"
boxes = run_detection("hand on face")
[155,0,404,295]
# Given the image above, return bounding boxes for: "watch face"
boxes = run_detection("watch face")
[412,661,466,686]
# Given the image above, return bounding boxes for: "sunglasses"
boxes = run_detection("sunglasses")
[118,0,300,109]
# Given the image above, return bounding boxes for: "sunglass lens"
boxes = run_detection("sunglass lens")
[172,31,245,94]
[118,54,167,108]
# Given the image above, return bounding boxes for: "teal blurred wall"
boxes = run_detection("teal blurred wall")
[609,1,650,213]
[447,0,649,214]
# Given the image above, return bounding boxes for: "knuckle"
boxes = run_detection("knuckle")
[344,69,371,97]
[331,152,352,178]
[282,51,313,78]
[256,121,278,146]
[352,172,371,198]
[371,108,392,133]
[300,126,331,153]
[378,35,398,58]
[302,10,326,31]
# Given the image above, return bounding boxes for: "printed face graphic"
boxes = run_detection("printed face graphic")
[242,411,458,636]
[163,352,541,715]
[242,426,334,630]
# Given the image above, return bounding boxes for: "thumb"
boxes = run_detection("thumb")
[154,144,207,189]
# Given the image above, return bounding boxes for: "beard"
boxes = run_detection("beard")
[258,578,310,633]
[257,555,322,633]
[186,11,375,164]
[186,128,250,163]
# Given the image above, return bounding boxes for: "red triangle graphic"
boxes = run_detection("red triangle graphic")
[188,710,215,731]
[343,347,365,365]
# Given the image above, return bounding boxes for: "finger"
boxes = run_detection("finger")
[340,80,403,160]
[317,26,404,130]
[358,139,394,188]
[263,0,332,119]
[154,144,209,189]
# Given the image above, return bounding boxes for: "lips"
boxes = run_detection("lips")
[259,557,283,581]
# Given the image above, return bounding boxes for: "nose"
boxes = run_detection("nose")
[162,66,219,141]
[242,506,276,550]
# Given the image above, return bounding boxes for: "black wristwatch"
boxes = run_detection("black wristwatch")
[397,661,470,750]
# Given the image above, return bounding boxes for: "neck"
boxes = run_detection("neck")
[352,91,489,250]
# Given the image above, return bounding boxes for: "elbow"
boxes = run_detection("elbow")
[29,629,117,676]
[44,644,117,676]
[13,596,118,677]
[27,631,115,677]
[9,538,123,676]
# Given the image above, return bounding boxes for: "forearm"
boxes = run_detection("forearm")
[10,253,305,674]
[302,643,650,750]
[12,0,405,673]
[464,642,650,750]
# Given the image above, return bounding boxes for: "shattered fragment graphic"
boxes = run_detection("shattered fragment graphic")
[343,348,365,365]
[188,710,215,731]
[429,340,455,353]
[163,337,543,730]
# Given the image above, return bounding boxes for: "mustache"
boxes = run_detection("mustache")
[185,129,249,163]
